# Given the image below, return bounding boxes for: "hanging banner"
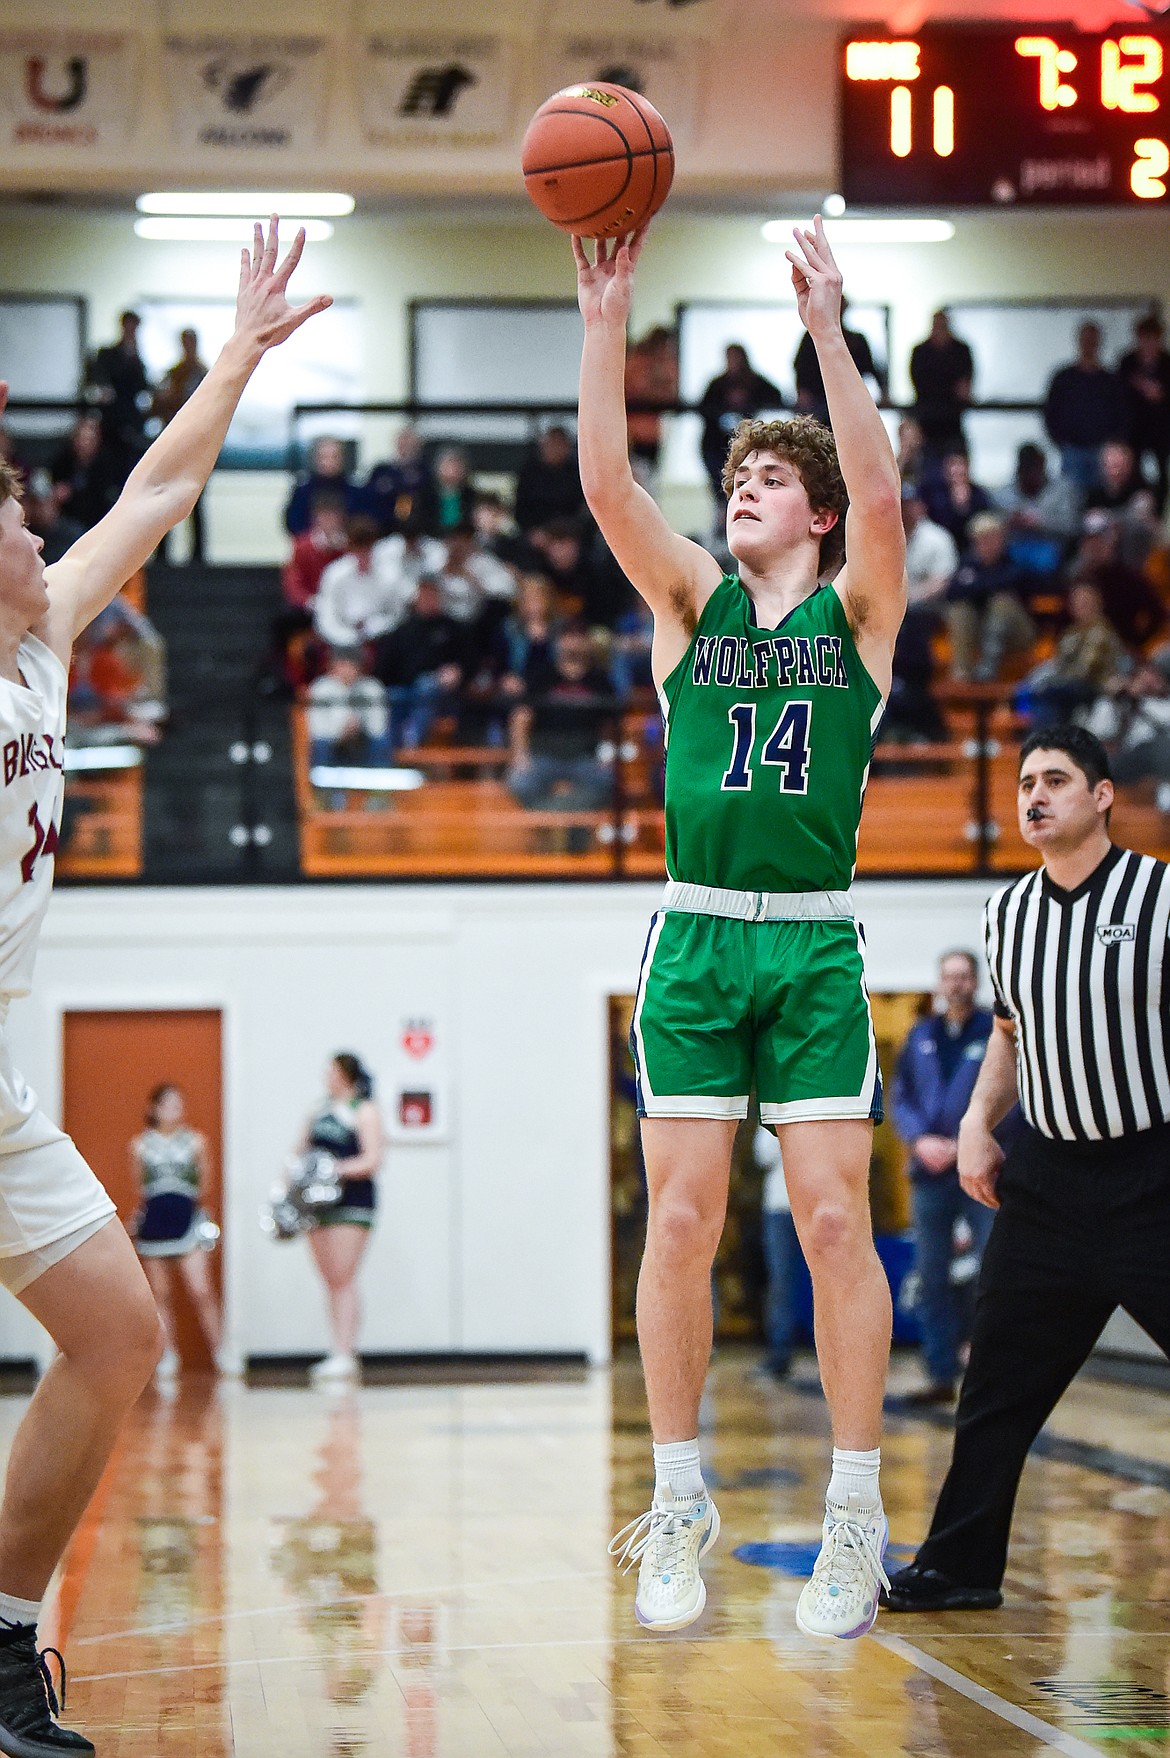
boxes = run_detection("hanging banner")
[0,33,131,152]
[545,35,702,143]
[361,35,517,145]
[163,36,328,153]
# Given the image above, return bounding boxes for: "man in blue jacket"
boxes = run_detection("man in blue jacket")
[892,951,995,1405]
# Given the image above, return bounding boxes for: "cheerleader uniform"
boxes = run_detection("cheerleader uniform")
[308,1099,376,1228]
[133,1127,207,1256]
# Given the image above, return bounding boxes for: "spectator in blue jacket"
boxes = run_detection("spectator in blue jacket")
[284,436,365,537]
[892,951,995,1406]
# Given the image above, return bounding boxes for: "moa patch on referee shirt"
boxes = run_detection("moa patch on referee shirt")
[1097,922,1136,945]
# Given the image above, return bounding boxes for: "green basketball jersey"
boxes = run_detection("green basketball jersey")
[660,574,884,893]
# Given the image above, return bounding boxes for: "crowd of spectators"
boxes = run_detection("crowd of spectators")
[283,425,652,824]
[885,312,1170,805]
[278,305,1170,826]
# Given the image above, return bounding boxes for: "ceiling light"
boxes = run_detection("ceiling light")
[134,217,334,243]
[137,192,354,217]
[763,217,955,244]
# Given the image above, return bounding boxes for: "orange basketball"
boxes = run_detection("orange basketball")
[521,83,674,239]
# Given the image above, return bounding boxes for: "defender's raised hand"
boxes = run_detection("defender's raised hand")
[572,230,648,330]
[234,217,333,358]
[786,215,844,341]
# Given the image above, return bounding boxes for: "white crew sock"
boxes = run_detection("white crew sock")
[827,1446,882,1513]
[0,1589,41,1629]
[653,1438,705,1505]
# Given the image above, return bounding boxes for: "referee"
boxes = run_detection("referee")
[888,723,1170,1611]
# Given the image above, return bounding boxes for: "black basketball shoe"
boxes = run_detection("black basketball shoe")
[883,1563,1003,1612]
[0,1623,93,1756]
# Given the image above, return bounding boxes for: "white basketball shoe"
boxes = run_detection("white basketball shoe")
[609,1487,721,1631]
[795,1493,890,1640]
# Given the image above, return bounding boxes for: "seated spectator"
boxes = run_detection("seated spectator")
[945,512,1036,681]
[624,324,678,490]
[1043,322,1128,491]
[1016,582,1127,727]
[995,442,1081,577]
[266,494,351,692]
[514,426,586,531]
[610,597,655,700]
[364,425,431,534]
[372,576,466,748]
[372,520,448,605]
[1069,509,1166,648]
[1085,440,1145,515]
[507,624,615,837]
[924,450,993,548]
[313,515,410,649]
[25,471,83,565]
[485,571,561,690]
[885,484,956,741]
[472,492,542,573]
[69,593,167,746]
[1084,647,1170,809]
[307,646,392,776]
[896,415,928,486]
[422,446,476,535]
[436,522,516,624]
[529,519,602,621]
[283,495,349,612]
[49,413,120,531]
[284,436,363,537]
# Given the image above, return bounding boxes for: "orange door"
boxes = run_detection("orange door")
[62,1010,224,1368]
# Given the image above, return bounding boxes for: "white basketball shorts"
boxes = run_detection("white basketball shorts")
[0,1028,116,1294]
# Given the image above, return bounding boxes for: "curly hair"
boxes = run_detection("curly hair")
[721,416,848,575]
[0,460,22,510]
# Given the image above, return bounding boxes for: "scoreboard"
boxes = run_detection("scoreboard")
[841,26,1170,206]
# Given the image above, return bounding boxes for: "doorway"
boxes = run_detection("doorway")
[62,1010,224,1368]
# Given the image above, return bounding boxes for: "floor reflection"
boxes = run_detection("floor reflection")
[28,1353,1170,1757]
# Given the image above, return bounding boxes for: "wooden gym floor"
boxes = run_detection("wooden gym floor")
[16,1350,1170,1756]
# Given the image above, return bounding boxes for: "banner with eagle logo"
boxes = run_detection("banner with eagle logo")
[163,35,328,154]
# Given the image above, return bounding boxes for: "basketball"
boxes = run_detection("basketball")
[521,83,674,238]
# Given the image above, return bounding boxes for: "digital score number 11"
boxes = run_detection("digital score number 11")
[845,36,1170,196]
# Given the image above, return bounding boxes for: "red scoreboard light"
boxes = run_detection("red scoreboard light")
[842,26,1170,205]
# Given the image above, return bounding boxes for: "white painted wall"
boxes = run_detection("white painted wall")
[0,876,1007,1367]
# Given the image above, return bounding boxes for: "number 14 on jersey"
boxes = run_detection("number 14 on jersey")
[721,701,812,794]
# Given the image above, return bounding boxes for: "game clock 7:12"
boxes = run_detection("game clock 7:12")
[841,26,1170,205]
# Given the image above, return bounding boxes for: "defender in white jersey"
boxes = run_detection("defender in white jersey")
[0,219,329,1756]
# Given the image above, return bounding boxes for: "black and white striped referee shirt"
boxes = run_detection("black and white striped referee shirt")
[985,844,1170,1142]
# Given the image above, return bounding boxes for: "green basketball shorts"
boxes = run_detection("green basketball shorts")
[630,885,882,1126]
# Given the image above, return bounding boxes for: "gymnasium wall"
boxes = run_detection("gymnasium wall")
[0,877,999,1367]
[4,201,1169,559]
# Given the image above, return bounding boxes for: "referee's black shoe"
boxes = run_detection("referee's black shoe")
[0,1623,93,1756]
[882,1564,1003,1612]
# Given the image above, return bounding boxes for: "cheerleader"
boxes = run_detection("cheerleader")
[132,1084,221,1378]
[297,1053,384,1383]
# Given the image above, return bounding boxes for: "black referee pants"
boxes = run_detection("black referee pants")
[914,1125,1170,1590]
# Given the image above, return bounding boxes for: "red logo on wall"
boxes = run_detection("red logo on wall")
[401,1019,434,1060]
[399,1091,433,1128]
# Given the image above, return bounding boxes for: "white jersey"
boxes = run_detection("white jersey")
[0,636,67,1001]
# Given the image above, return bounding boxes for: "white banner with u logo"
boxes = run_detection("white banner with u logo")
[0,33,131,152]
[361,35,518,145]
[163,35,328,154]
